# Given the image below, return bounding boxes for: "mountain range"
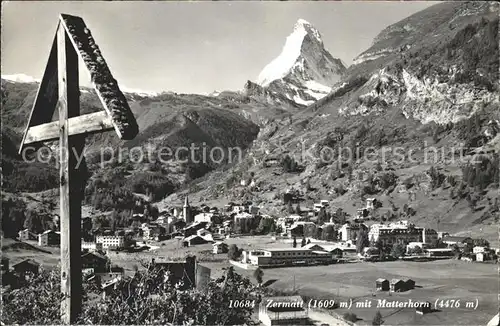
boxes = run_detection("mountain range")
[2,1,499,245]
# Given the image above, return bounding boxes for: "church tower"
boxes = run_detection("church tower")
[183,195,192,224]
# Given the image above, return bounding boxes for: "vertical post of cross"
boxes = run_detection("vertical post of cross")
[58,21,84,324]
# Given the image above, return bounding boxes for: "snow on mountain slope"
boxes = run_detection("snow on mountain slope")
[1,74,40,83]
[254,19,346,106]
[1,74,158,99]
[257,19,314,87]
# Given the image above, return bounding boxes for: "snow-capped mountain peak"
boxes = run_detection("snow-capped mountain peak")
[294,19,322,44]
[257,19,321,87]
[254,19,346,106]
[1,74,40,83]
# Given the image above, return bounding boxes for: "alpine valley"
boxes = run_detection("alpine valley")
[2,1,499,247]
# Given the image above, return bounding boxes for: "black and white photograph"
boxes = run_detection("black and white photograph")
[1,1,499,325]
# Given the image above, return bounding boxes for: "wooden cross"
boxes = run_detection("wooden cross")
[18,14,138,324]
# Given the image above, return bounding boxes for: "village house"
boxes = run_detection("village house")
[96,235,125,249]
[81,216,92,231]
[82,251,109,273]
[232,205,246,214]
[1,257,9,273]
[366,198,376,210]
[183,235,210,247]
[142,224,167,240]
[212,242,229,254]
[288,221,316,238]
[81,241,103,251]
[18,229,29,241]
[473,246,487,254]
[12,259,40,277]
[363,247,380,259]
[405,279,416,290]
[184,221,209,237]
[313,203,323,212]
[196,229,214,242]
[234,212,254,233]
[248,205,260,215]
[406,242,427,254]
[94,270,124,284]
[258,296,308,326]
[375,278,390,291]
[277,215,302,234]
[18,229,36,241]
[416,302,433,315]
[441,236,473,247]
[101,278,120,299]
[339,223,363,242]
[153,215,169,225]
[170,219,186,233]
[390,279,405,292]
[355,208,369,220]
[376,278,389,291]
[301,243,343,258]
[425,248,454,257]
[38,230,60,246]
[1,258,14,287]
[148,256,211,290]
[194,212,215,223]
[476,252,490,262]
[437,231,450,239]
[302,243,326,251]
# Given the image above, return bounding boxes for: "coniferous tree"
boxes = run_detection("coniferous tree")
[372,311,383,326]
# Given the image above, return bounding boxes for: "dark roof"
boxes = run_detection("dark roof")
[442,236,471,242]
[12,259,40,268]
[390,279,404,284]
[81,252,108,263]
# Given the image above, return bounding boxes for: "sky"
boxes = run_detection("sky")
[2,1,435,94]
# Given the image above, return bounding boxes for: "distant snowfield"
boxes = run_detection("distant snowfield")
[2,73,40,83]
[2,73,160,97]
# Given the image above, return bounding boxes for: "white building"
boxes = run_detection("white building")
[339,224,361,242]
[197,229,214,242]
[18,229,30,241]
[82,241,103,251]
[96,235,125,249]
[476,252,488,262]
[242,248,332,266]
[369,223,437,246]
[248,205,260,215]
[194,213,214,223]
[366,198,376,210]
[313,203,323,212]
[232,205,246,214]
[473,246,487,254]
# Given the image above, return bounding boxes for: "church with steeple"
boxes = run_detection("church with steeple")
[183,195,193,224]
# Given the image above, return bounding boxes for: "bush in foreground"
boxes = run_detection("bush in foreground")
[343,312,358,323]
[2,266,257,325]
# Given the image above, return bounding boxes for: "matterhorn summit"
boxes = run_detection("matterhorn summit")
[254,19,346,106]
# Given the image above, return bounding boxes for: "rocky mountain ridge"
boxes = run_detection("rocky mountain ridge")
[162,1,499,245]
[254,19,346,106]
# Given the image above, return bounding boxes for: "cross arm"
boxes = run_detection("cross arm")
[22,111,114,147]
[60,14,139,141]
